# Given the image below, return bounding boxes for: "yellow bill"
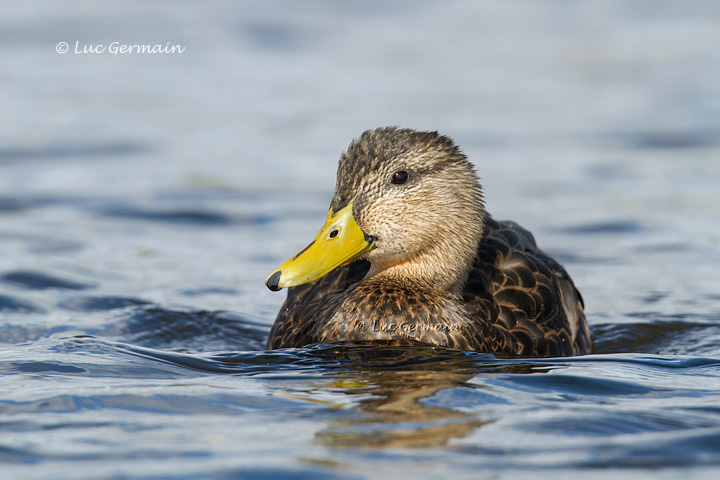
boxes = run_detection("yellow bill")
[265,203,374,291]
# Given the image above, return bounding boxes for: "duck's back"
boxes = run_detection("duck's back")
[465,217,590,356]
[267,217,590,357]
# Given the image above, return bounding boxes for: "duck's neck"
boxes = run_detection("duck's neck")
[365,241,477,298]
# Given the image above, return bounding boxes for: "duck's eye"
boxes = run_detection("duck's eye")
[391,171,408,185]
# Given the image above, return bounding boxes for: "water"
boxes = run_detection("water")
[2,0,720,478]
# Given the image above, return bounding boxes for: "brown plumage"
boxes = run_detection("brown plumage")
[266,127,590,357]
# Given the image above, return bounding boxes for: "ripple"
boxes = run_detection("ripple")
[58,296,152,312]
[499,372,658,397]
[0,325,77,344]
[0,142,151,163]
[180,287,239,297]
[6,361,87,374]
[0,294,45,313]
[619,130,719,150]
[95,205,232,226]
[556,220,644,235]
[522,409,720,436]
[93,203,274,226]
[0,271,95,291]
[0,445,38,464]
[0,196,53,212]
[27,239,84,254]
[575,428,720,468]
[591,314,720,356]
[116,306,270,352]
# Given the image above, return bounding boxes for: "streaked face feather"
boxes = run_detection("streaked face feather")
[330,127,486,294]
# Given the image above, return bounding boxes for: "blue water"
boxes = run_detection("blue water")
[2,1,720,478]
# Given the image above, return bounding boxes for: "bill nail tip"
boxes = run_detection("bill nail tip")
[266,270,283,291]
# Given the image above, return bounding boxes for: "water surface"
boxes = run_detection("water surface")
[1,1,720,478]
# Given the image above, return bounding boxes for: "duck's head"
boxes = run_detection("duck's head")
[266,127,486,295]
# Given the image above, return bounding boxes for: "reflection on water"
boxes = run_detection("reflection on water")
[317,368,489,448]
[298,345,550,449]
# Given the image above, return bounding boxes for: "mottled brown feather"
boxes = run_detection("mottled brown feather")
[268,216,591,357]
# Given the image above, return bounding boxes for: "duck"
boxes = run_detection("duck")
[265,127,591,357]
